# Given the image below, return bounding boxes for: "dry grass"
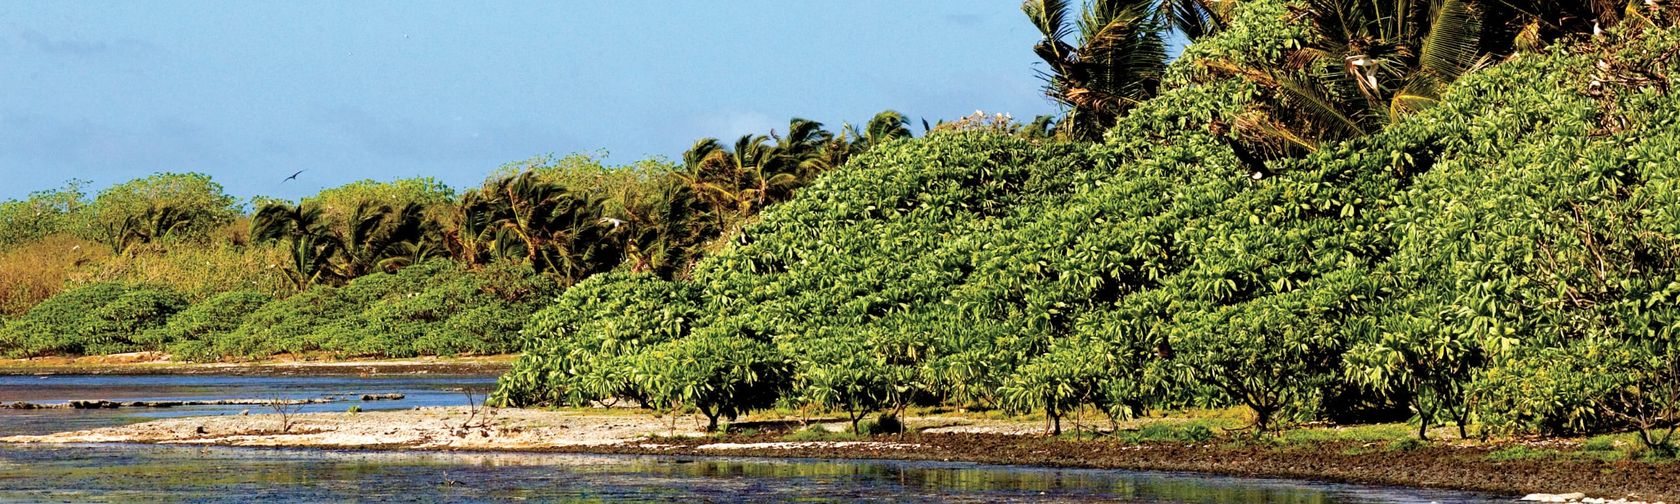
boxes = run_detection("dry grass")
[0,234,106,317]
[71,229,293,301]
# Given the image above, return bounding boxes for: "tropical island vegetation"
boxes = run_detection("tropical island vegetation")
[6,0,1680,465]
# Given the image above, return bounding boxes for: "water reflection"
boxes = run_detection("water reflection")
[0,444,1507,503]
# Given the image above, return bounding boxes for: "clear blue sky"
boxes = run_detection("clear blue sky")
[0,1,1059,202]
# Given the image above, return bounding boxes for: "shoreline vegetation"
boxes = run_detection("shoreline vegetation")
[2,406,1675,502]
[6,1,1680,501]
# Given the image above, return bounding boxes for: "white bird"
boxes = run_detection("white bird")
[600,217,625,229]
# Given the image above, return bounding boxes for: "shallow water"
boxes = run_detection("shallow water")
[0,374,498,436]
[0,375,1512,502]
[0,444,1509,503]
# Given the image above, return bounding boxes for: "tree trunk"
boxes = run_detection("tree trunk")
[700,405,719,432]
[1414,398,1431,441]
[1253,406,1275,434]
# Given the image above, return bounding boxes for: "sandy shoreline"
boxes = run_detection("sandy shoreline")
[3,407,688,450]
[5,407,1679,502]
[0,406,1023,451]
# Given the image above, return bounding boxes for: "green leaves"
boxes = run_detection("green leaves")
[626,333,791,431]
[1025,0,1172,140]
[0,283,186,358]
[490,15,1680,444]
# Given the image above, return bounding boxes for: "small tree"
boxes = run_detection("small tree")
[796,342,893,434]
[267,396,305,434]
[630,334,790,432]
[999,343,1105,436]
[1346,305,1482,440]
[1599,336,1680,455]
[1181,301,1343,434]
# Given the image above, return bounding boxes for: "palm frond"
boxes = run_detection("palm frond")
[1419,0,1483,80]
[1023,0,1075,43]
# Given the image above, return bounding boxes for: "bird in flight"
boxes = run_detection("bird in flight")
[282,170,306,183]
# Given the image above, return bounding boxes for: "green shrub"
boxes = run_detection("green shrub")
[149,290,274,360]
[493,272,702,407]
[1486,445,1558,462]
[626,333,791,432]
[1124,422,1217,444]
[0,283,134,357]
[77,286,188,354]
[868,414,904,435]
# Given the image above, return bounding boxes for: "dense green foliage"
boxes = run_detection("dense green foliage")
[1,113,908,362]
[0,283,186,357]
[497,3,1680,450]
[147,290,276,360]
[192,260,558,360]
[7,0,1679,453]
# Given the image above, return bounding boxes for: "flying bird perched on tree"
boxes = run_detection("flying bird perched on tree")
[282,169,306,183]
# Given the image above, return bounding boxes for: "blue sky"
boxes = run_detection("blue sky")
[0,1,1059,202]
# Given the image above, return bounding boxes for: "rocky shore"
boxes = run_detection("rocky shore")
[2,394,403,410]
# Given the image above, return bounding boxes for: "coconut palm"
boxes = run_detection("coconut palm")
[1205,0,1487,153]
[251,203,340,288]
[1156,0,1233,40]
[614,177,714,277]
[1492,0,1671,49]
[251,201,439,286]
[332,202,436,278]
[448,170,626,284]
[859,110,914,150]
[678,133,803,229]
[110,204,196,252]
[1023,0,1170,140]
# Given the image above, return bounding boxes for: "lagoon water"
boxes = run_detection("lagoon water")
[0,374,500,436]
[0,375,1509,503]
[0,445,1509,503]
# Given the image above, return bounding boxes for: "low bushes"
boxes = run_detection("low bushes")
[0,283,186,357]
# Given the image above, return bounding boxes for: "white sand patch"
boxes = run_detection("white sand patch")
[695,441,923,451]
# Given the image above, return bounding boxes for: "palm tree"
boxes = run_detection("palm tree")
[110,204,196,252]
[1156,0,1233,40]
[251,203,340,288]
[1204,0,1486,153]
[442,191,499,266]
[332,202,436,278]
[284,232,339,289]
[678,134,798,229]
[1491,0,1671,49]
[1023,115,1060,140]
[252,201,439,286]
[448,170,625,285]
[859,110,914,150]
[1023,0,1170,140]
